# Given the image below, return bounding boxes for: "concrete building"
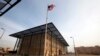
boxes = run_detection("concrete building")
[10,23,69,56]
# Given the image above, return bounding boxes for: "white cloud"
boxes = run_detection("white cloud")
[0,17,26,33]
[60,0,100,50]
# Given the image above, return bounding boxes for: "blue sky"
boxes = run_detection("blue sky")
[0,0,100,52]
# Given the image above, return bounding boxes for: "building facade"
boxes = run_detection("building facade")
[10,23,69,56]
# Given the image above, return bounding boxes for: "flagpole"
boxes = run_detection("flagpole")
[0,28,5,39]
[70,37,77,56]
[44,3,49,56]
[44,1,55,56]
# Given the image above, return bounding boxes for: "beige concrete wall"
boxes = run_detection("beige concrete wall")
[18,33,45,56]
[44,33,68,56]
[17,32,68,56]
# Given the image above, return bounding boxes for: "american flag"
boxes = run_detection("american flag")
[48,4,55,11]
